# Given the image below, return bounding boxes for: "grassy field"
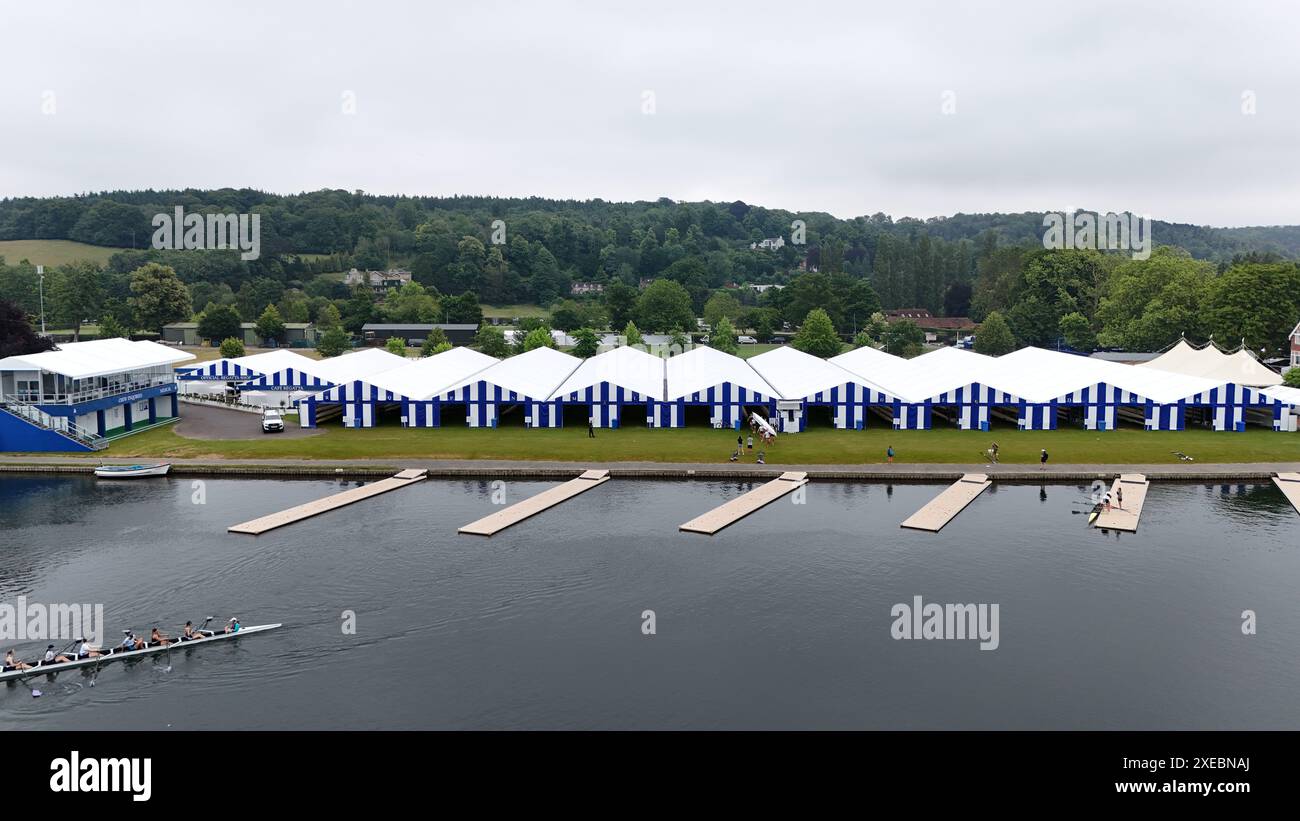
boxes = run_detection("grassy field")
[95,420,1300,464]
[481,304,550,320]
[0,239,128,266]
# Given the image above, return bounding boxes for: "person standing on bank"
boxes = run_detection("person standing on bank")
[1040,448,1049,469]
[588,417,595,438]
[887,445,895,464]
[746,434,754,451]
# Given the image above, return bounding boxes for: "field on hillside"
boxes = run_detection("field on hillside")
[0,239,128,266]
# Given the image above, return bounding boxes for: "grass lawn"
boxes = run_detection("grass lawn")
[734,342,850,358]
[0,239,128,267]
[94,419,1300,464]
[481,304,549,320]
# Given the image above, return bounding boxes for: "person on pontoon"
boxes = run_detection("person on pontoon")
[149,627,174,647]
[3,649,32,671]
[224,617,242,634]
[71,639,102,659]
[41,645,72,665]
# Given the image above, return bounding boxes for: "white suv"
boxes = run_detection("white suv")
[261,409,285,433]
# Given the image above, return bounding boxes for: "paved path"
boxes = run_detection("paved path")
[2,454,1298,480]
[173,403,323,441]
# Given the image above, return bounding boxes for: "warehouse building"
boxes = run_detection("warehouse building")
[0,338,194,451]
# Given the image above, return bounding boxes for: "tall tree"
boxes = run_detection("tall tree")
[710,316,739,355]
[974,311,1016,355]
[49,261,104,341]
[198,303,242,343]
[792,308,841,358]
[0,299,55,356]
[255,303,286,344]
[128,262,191,332]
[634,279,694,332]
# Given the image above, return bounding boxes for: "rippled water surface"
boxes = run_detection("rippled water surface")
[1,475,1297,729]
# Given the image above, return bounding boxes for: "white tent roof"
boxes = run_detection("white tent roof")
[364,347,499,401]
[1263,384,1300,408]
[0,338,195,380]
[746,346,877,400]
[549,345,665,400]
[664,346,777,400]
[1140,339,1282,386]
[991,346,1228,403]
[829,345,931,400]
[440,345,580,400]
[311,347,411,384]
[180,348,320,377]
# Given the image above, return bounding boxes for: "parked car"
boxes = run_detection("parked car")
[261,409,285,433]
[737,335,758,344]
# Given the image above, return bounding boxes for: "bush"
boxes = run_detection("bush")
[316,326,353,357]
[218,337,245,358]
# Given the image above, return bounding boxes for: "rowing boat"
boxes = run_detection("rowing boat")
[94,463,171,478]
[0,623,280,683]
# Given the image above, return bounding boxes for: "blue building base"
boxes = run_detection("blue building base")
[0,411,94,452]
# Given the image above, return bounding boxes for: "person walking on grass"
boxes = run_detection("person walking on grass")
[746,434,754,452]
[588,417,595,438]
[737,433,744,455]
[887,445,895,464]
[1040,448,1048,470]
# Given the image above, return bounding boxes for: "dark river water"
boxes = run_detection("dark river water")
[0,474,1296,729]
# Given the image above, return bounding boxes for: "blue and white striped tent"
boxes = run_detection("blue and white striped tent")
[437,347,581,428]
[750,346,899,431]
[238,362,334,391]
[660,346,778,429]
[298,348,444,428]
[177,349,315,382]
[832,346,1007,430]
[548,346,665,428]
[989,347,1289,432]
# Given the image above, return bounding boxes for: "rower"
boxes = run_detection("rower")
[182,621,205,641]
[149,627,174,647]
[41,644,71,665]
[3,649,32,671]
[71,638,102,659]
[118,631,146,652]
[224,617,242,634]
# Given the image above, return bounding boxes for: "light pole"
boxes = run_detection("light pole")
[37,265,46,335]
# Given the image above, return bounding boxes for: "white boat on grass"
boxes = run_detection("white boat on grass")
[93,463,172,478]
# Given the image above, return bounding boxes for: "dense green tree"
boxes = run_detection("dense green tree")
[386,281,440,324]
[604,281,637,329]
[1058,311,1096,352]
[315,302,342,330]
[385,335,408,356]
[1202,262,1300,355]
[255,303,286,344]
[97,313,128,340]
[198,303,242,342]
[572,327,600,358]
[128,263,191,332]
[974,311,1016,355]
[316,326,353,357]
[47,261,104,341]
[710,316,739,355]
[792,308,842,358]
[218,336,245,358]
[623,321,643,347]
[703,291,742,330]
[634,279,694,332]
[419,327,449,356]
[1096,247,1214,351]
[441,291,483,326]
[549,299,585,332]
[474,325,510,357]
[522,326,555,351]
[1284,368,1300,388]
[881,319,925,358]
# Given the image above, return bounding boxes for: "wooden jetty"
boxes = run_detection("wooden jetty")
[1273,472,1300,515]
[900,473,991,532]
[679,471,808,535]
[229,468,428,535]
[1093,473,1149,532]
[458,469,610,536]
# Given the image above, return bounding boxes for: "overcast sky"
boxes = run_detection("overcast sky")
[2,1,1298,226]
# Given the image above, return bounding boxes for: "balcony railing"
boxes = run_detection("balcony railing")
[15,375,176,406]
